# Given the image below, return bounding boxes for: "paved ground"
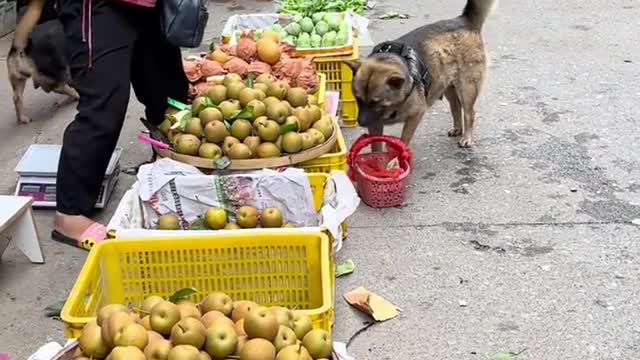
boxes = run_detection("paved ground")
[1,0,640,359]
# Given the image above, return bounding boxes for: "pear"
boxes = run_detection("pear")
[263,96,281,108]
[157,214,180,230]
[199,107,224,126]
[286,87,309,107]
[306,128,325,145]
[185,118,204,137]
[222,136,241,155]
[255,73,276,85]
[198,143,223,160]
[109,346,146,360]
[312,117,334,140]
[239,339,276,360]
[231,301,258,322]
[273,326,297,352]
[175,134,201,156]
[206,85,227,105]
[204,121,229,144]
[266,82,288,100]
[230,119,253,141]
[255,142,281,159]
[144,339,173,360]
[253,116,269,131]
[239,88,261,107]
[79,323,110,359]
[224,73,243,87]
[308,105,322,123]
[266,102,290,124]
[276,344,312,360]
[302,330,332,359]
[219,100,241,119]
[200,293,233,316]
[97,304,128,326]
[159,119,172,135]
[294,107,313,131]
[247,99,266,120]
[227,82,246,100]
[228,143,253,159]
[300,133,315,150]
[243,136,261,155]
[256,120,281,142]
[253,83,269,94]
[281,132,302,154]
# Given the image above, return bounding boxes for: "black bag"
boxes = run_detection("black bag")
[159,0,209,48]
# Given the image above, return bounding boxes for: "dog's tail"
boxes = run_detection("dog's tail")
[12,0,47,50]
[462,0,498,29]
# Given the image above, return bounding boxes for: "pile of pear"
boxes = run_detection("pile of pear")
[74,293,333,360]
[157,205,298,230]
[160,73,335,161]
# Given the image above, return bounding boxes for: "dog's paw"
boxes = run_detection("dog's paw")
[17,115,31,124]
[447,128,462,137]
[458,137,473,148]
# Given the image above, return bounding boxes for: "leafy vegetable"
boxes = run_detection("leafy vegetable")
[276,0,366,16]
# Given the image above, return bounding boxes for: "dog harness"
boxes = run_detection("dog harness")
[370,41,432,92]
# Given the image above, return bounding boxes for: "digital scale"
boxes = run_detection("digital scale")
[14,144,123,208]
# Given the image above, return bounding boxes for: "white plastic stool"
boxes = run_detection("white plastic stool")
[0,195,44,263]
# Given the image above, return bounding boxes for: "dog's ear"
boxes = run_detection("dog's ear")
[343,60,361,72]
[386,74,405,90]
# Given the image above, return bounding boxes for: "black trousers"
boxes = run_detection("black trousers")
[55,0,189,216]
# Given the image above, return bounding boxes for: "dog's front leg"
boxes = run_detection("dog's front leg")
[54,84,79,101]
[400,109,426,146]
[367,122,384,152]
[10,76,30,124]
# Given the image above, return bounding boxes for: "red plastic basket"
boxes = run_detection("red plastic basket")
[347,135,413,208]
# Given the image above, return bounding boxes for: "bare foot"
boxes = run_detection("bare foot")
[54,212,97,240]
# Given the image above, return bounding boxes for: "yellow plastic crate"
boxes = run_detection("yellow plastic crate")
[297,122,347,174]
[60,231,332,339]
[313,40,360,128]
[314,73,326,111]
[305,157,349,239]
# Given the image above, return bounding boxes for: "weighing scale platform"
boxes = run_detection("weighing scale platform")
[14,144,123,208]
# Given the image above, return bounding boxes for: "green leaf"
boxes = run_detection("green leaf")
[215,156,232,169]
[489,349,528,360]
[230,106,255,121]
[189,218,208,230]
[245,73,255,89]
[280,122,299,134]
[169,287,199,303]
[44,300,66,318]
[167,98,190,111]
[192,97,215,116]
[170,110,192,131]
[336,259,355,277]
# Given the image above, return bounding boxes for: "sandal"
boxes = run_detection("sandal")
[51,222,108,251]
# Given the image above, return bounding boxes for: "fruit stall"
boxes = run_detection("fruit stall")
[35,6,376,360]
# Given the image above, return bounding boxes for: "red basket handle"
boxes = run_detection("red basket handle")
[347,134,413,180]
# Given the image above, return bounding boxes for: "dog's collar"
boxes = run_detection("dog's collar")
[371,41,432,91]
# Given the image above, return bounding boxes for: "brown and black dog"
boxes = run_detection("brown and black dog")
[346,0,497,149]
[7,0,78,124]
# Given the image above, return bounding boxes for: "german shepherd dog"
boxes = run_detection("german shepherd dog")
[346,0,497,149]
[7,0,78,124]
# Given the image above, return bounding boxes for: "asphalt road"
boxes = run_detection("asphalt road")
[1,0,640,359]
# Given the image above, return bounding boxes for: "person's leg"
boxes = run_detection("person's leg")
[54,0,138,247]
[130,10,189,126]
